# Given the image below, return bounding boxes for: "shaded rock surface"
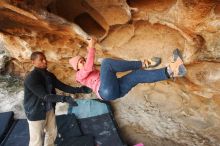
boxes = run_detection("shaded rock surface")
[0,0,219,146]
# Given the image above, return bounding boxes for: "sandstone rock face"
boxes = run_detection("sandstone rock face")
[0,0,220,145]
[0,40,10,73]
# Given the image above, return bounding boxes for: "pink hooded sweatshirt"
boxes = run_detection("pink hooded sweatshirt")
[71,48,102,99]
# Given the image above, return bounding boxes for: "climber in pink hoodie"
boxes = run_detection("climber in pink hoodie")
[69,37,186,100]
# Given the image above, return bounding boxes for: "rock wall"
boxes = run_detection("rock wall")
[0,0,220,145]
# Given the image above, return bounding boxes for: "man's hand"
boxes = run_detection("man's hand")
[63,96,78,106]
[87,36,97,49]
[80,86,92,94]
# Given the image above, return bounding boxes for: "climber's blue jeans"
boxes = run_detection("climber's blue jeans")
[98,58,169,101]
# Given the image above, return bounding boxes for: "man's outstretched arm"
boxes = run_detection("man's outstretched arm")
[25,74,77,106]
[52,74,92,94]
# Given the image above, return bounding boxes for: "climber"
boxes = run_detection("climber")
[23,51,92,146]
[69,37,187,101]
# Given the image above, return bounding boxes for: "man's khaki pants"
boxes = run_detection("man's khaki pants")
[28,110,57,146]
